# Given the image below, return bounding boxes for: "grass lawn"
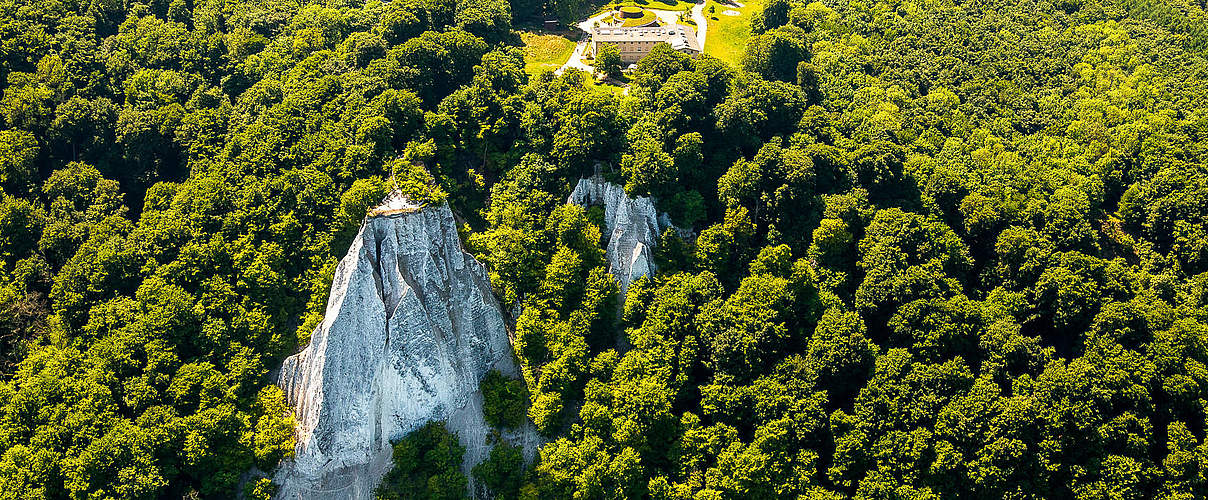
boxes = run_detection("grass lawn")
[520,31,577,75]
[703,0,763,67]
[594,0,696,15]
[560,68,629,95]
[589,79,629,96]
[619,10,658,26]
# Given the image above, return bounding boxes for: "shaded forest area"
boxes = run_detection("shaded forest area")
[2,0,1208,498]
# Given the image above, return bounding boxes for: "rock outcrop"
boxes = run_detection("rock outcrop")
[274,196,537,499]
[568,176,675,293]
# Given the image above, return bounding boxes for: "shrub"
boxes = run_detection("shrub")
[389,157,448,206]
[376,422,467,500]
[481,369,530,429]
[471,442,526,499]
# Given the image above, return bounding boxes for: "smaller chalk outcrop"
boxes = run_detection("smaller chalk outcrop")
[568,176,676,293]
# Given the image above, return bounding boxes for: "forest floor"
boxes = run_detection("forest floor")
[703,0,762,66]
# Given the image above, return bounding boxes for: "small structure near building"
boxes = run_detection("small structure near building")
[591,24,701,63]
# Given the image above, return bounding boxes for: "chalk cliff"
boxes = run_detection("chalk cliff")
[273,196,536,499]
[568,177,675,294]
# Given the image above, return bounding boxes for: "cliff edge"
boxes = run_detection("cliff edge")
[273,196,536,499]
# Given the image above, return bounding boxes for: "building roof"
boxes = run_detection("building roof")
[593,24,701,53]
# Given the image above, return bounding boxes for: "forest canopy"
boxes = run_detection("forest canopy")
[2,0,1208,498]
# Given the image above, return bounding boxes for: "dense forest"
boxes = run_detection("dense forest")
[2,0,1208,497]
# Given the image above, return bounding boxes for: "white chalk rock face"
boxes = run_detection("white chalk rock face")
[274,198,536,499]
[568,176,672,293]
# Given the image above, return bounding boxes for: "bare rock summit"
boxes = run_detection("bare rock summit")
[273,195,536,499]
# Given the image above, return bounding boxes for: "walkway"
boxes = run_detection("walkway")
[556,11,615,76]
[649,5,708,49]
[691,1,708,49]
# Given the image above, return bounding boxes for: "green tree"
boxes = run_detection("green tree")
[807,308,878,406]
[376,422,469,500]
[634,43,693,89]
[620,133,677,199]
[742,26,810,83]
[481,369,531,429]
[472,442,526,499]
[855,208,971,319]
[594,43,623,79]
[0,130,38,191]
[695,207,756,287]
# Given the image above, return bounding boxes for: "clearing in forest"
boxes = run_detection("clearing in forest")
[704,0,763,66]
[521,31,578,75]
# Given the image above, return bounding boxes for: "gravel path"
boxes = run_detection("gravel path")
[556,11,615,76]
[691,1,708,49]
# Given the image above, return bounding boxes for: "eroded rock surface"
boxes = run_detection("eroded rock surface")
[568,176,675,293]
[274,198,537,499]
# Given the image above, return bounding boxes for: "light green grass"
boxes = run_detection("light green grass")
[589,80,629,96]
[560,68,629,96]
[520,31,577,75]
[703,0,763,67]
[618,10,658,26]
[595,0,696,15]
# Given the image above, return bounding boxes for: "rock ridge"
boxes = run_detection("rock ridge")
[567,176,676,294]
[273,197,536,499]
